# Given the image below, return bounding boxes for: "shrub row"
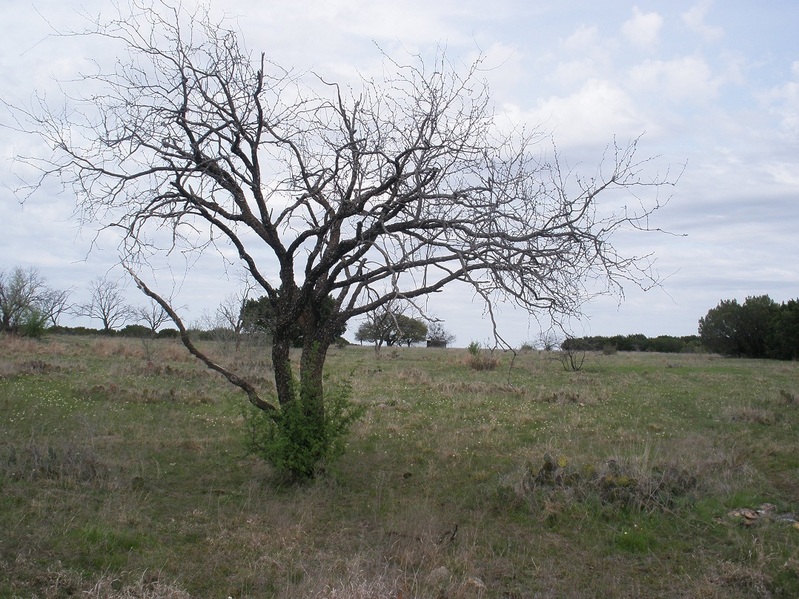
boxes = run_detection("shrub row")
[561,334,701,354]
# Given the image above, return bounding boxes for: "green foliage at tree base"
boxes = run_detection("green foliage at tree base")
[242,379,365,480]
[19,309,49,339]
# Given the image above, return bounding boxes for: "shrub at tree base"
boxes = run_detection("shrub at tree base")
[242,379,364,479]
[19,308,49,339]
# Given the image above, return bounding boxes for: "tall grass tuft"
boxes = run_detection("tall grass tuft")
[465,341,499,371]
[1,441,108,485]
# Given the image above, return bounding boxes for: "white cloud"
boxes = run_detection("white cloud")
[761,61,799,137]
[562,25,601,52]
[682,0,724,42]
[628,56,720,103]
[553,25,614,87]
[622,7,663,49]
[508,78,648,147]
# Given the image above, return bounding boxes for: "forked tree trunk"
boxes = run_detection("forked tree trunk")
[268,311,337,476]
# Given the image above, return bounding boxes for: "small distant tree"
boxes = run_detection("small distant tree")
[217,285,257,350]
[427,321,456,348]
[395,316,428,347]
[537,330,560,351]
[699,299,740,356]
[0,266,43,332]
[559,337,587,371]
[355,308,428,349]
[137,299,170,336]
[39,287,74,327]
[76,276,133,333]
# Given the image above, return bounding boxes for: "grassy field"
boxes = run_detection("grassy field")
[1,335,798,598]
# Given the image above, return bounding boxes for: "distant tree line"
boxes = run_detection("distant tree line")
[0,265,178,339]
[3,266,458,348]
[561,334,702,354]
[562,296,799,360]
[14,263,792,361]
[699,295,799,360]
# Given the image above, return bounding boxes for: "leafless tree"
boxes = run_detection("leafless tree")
[558,343,587,372]
[426,321,456,348]
[39,287,74,328]
[216,284,255,351]
[13,2,676,471]
[137,299,170,335]
[537,330,561,352]
[76,276,133,333]
[0,266,48,333]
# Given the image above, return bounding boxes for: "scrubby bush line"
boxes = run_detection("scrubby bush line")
[561,333,701,354]
[700,295,799,360]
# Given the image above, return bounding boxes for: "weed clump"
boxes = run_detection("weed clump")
[1,441,108,484]
[541,389,582,404]
[84,573,192,599]
[520,452,698,513]
[465,342,499,371]
[779,389,798,405]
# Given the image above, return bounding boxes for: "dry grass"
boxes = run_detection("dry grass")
[0,439,108,484]
[2,336,799,598]
[725,405,778,425]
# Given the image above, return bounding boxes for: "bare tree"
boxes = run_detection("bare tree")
[137,299,170,336]
[0,266,48,333]
[14,3,675,474]
[216,279,256,350]
[537,330,561,352]
[40,287,74,327]
[76,276,133,333]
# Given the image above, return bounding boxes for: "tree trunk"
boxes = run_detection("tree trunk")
[299,334,330,428]
[266,310,335,476]
[271,334,295,407]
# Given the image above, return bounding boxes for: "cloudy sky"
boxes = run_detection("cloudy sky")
[2,0,798,347]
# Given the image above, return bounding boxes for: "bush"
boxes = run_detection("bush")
[118,324,152,338]
[19,308,48,339]
[520,452,698,514]
[242,379,364,479]
[466,341,499,371]
[558,347,586,371]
